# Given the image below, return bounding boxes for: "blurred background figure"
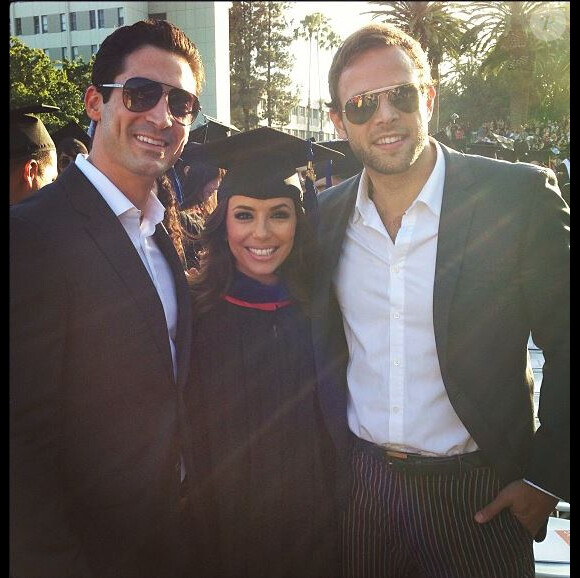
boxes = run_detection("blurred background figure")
[10,104,59,205]
[178,142,224,216]
[167,116,237,270]
[314,139,362,191]
[176,115,238,213]
[56,137,89,175]
[51,120,92,153]
[188,114,239,145]
[556,144,570,206]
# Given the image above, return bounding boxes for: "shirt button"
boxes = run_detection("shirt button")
[393,359,400,366]
[393,406,400,414]
[394,312,400,319]
[392,265,400,273]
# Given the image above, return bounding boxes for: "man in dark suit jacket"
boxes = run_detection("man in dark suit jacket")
[10,20,205,578]
[312,23,569,578]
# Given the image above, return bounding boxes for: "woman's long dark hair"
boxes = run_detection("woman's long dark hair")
[189,197,316,319]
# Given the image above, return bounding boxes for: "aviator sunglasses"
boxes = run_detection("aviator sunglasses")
[98,77,201,126]
[343,82,423,125]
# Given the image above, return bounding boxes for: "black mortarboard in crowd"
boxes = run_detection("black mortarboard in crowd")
[10,104,60,161]
[315,139,363,184]
[468,142,500,159]
[183,127,344,205]
[51,120,92,151]
[175,142,222,209]
[189,115,240,144]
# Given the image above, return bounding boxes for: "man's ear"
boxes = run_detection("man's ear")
[23,159,39,187]
[329,108,348,140]
[85,85,103,122]
[425,85,436,121]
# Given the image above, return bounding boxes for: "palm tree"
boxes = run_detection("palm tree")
[461,1,569,129]
[364,1,468,131]
[294,13,341,139]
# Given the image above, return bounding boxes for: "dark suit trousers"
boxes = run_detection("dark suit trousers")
[342,444,534,578]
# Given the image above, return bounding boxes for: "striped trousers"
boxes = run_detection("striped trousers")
[342,445,535,578]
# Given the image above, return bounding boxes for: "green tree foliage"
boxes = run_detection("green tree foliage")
[365,1,468,131]
[532,32,570,122]
[461,1,569,128]
[229,1,298,131]
[10,36,90,132]
[259,2,300,128]
[294,13,341,137]
[439,57,510,130]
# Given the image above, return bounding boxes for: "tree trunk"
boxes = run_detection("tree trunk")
[509,66,532,130]
[430,62,440,134]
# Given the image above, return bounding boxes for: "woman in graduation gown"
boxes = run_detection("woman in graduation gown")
[185,128,342,578]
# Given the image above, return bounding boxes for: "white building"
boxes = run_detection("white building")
[284,102,337,142]
[10,1,336,139]
[9,1,232,128]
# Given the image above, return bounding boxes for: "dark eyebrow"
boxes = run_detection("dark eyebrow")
[231,202,293,211]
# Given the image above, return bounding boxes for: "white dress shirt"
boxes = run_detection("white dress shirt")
[334,141,478,456]
[75,155,178,378]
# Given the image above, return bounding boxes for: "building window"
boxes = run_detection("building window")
[44,48,50,56]
[61,46,68,60]
[15,17,22,35]
[89,10,96,29]
[72,46,79,60]
[34,16,40,34]
[41,15,48,33]
[60,13,67,32]
[70,12,77,31]
[117,7,124,26]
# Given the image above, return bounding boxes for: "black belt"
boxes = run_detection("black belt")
[351,434,489,475]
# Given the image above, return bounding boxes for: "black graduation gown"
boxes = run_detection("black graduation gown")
[187,277,338,578]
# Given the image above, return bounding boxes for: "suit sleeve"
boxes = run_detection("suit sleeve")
[520,170,570,501]
[10,215,93,577]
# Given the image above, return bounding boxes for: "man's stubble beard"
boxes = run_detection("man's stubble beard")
[349,128,429,176]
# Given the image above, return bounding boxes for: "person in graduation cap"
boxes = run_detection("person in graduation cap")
[56,137,89,174]
[313,139,363,192]
[184,127,345,578]
[10,104,59,204]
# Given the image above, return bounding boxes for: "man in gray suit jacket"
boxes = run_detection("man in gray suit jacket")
[10,20,205,578]
[312,23,569,578]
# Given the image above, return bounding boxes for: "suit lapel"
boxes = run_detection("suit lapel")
[64,167,179,384]
[312,177,359,351]
[314,177,360,311]
[433,145,479,368]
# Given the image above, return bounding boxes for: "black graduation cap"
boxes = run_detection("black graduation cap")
[51,120,92,151]
[173,142,222,210]
[10,104,60,160]
[185,127,344,205]
[314,139,363,182]
[188,115,240,144]
[467,142,499,159]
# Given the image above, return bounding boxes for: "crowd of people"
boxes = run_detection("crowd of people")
[10,17,569,578]
[441,115,570,167]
